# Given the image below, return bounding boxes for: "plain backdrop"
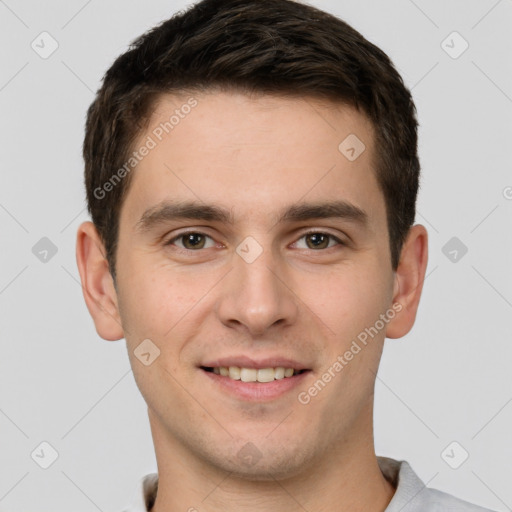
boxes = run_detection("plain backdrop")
[0,0,511,510]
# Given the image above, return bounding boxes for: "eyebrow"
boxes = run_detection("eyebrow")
[135,199,368,234]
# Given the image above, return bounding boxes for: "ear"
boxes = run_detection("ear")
[75,221,124,341]
[385,224,428,339]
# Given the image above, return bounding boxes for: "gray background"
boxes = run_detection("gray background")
[1,0,511,510]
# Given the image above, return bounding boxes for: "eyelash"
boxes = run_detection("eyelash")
[165,230,346,253]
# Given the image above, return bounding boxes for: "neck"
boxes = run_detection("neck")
[148,404,396,512]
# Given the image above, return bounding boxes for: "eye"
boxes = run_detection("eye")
[293,231,344,250]
[166,232,216,250]
[165,230,344,252]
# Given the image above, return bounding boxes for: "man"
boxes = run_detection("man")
[75,0,495,510]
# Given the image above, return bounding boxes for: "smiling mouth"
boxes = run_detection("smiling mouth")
[200,366,309,383]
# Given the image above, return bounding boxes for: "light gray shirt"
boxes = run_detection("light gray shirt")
[123,456,496,511]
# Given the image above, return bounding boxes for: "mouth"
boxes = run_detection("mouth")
[200,365,309,382]
[199,362,312,402]
[198,355,313,401]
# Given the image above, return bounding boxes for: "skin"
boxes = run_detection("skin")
[76,90,428,512]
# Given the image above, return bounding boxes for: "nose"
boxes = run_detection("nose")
[215,240,299,336]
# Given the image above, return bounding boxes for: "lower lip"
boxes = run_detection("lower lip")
[200,369,311,402]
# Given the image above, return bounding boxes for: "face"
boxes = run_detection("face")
[102,91,403,478]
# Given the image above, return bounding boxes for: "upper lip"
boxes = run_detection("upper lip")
[200,355,310,370]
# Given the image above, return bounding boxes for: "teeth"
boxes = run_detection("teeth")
[256,368,275,383]
[212,366,300,382]
[229,366,241,380]
[240,368,257,382]
[274,367,285,379]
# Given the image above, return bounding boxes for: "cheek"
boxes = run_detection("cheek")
[117,265,182,338]
[118,262,218,352]
[301,264,389,340]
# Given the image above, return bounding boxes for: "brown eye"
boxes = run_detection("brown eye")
[182,233,206,249]
[305,233,331,249]
[295,232,344,251]
[167,232,216,250]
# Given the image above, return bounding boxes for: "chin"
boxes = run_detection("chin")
[199,435,314,481]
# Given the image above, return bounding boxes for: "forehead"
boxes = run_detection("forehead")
[120,90,385,231]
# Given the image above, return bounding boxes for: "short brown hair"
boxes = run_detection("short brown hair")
[83,0,420,282]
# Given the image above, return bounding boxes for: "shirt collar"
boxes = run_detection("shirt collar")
[376,456,428,511]
[126,456,423,512]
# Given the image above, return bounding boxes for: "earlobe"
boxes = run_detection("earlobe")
[385,224,428,339]
[75,221,125,341]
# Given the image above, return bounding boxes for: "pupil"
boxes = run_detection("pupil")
[308,233,327,249]
[184,233,204,249]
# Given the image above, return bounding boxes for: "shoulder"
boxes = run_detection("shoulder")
[377,456,497,512]
[418,486,498,512]
[122,473,158,512]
